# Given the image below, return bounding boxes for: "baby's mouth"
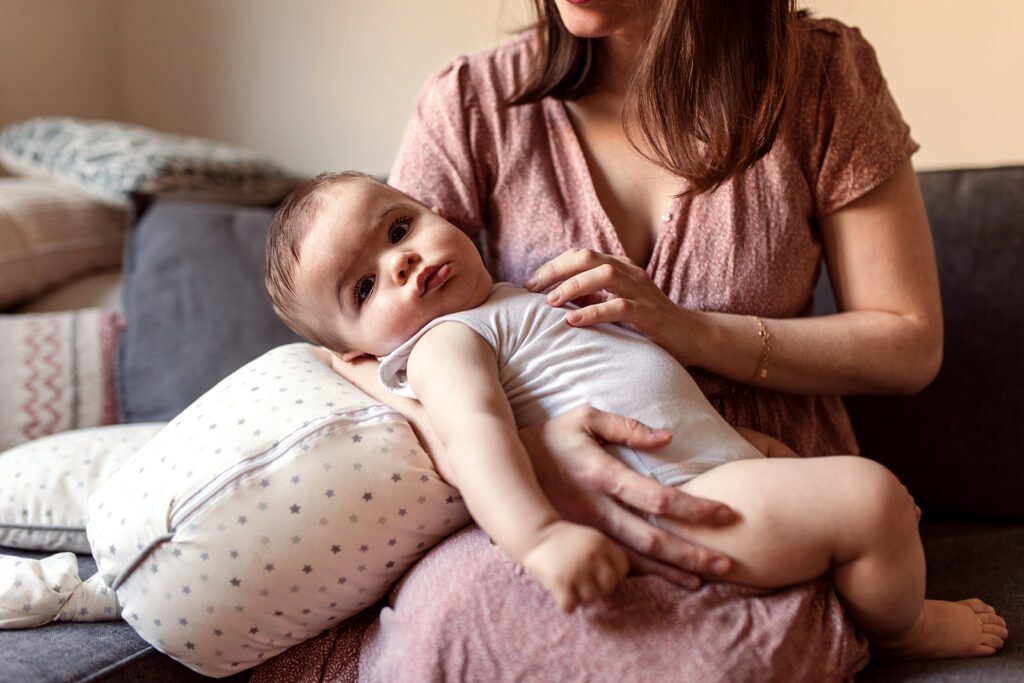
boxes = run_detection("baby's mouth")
[417,263,451,295]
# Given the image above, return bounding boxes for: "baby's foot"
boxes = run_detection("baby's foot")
[872,598,1008,660]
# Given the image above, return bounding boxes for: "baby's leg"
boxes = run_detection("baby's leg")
[658,456,1007,659]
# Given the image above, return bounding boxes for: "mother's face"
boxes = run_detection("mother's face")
[551,0,659,39]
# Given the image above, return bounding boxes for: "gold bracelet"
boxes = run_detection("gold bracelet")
[752,316,771,381]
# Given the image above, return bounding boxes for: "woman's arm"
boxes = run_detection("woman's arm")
[529,161,943,396]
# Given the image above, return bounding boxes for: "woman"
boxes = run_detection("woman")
[335,0,941,676]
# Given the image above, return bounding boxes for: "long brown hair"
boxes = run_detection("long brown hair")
[508,0,804,195]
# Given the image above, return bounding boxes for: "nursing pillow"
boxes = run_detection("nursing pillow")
[86,343,469,677]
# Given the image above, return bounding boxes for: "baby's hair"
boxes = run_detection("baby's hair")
[265,170,378,350]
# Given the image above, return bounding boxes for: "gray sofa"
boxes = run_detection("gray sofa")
[1,165,1020,681]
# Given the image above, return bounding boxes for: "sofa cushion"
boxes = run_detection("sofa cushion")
[815,166,1024,521]
[117,199,303,423]
[0,308,124,451]
[0,177,126,309]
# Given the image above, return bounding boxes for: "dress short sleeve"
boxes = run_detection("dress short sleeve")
[811,24,919,216]
[389,59,490,238]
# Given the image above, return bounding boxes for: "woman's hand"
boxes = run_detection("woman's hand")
[525,248,698,360]
[519,405,737,589]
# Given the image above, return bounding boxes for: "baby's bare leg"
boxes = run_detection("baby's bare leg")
[658,456,1007,659]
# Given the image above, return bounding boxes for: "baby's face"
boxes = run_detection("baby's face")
[292,179,492,357]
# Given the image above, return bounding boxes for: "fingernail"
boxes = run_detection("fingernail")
[566,312,581,324]
[710,558,730,575]
[546,290,559,304]
[525,277,538,290]
[714,508,733,524]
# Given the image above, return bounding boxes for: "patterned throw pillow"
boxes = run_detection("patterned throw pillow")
[0,177,127,309]
[0,117,298,207]
[87,343,469,677]
[0,308,123,451]
[0,423,164,553]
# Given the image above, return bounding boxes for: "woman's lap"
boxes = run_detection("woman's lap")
[354,525,869,681]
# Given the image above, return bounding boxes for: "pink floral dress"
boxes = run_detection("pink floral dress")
[390,17,919,457]
[254,17,919,681]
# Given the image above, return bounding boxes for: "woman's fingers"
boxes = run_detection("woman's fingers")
[525,248,612,293]
[599,498,732,577]
[544,262,631,306]
[573,405,673,451]
[582,446,736,526]
[625,550,702,590]
[565,298,634,327]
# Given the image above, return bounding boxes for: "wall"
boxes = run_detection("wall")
[1,1,1021,174]
[0,0,120,127]
[807,0,1024,170]
[118,0,531,176]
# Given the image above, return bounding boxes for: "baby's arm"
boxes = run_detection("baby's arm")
[407,321,628,611]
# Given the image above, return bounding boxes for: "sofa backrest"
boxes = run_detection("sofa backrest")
[814,166,1024,521]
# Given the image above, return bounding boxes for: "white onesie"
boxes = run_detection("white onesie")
[378,283,764,486]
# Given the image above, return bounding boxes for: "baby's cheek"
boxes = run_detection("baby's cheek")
[375,306,425,353]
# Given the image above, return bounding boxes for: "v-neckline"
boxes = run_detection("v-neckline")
[551,98,683,272]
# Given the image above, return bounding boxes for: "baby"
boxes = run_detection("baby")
[265,171,1006,660]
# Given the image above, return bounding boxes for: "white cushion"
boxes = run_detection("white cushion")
[0,424,164,553]
[87,343,468,677]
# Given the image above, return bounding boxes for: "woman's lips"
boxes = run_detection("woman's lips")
[419,263,451,295]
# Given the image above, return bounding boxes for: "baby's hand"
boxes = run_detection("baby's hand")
[521,521,629,612]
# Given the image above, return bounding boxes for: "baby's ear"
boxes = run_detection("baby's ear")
[430,206,447,219]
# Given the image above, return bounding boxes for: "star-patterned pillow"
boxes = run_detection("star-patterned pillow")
[0,423,164,553]
[87,343,469,677]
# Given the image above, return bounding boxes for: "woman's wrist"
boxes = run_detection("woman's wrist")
[656,304,716,369]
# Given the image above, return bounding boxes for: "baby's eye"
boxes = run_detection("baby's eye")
[355,275,375,305]
[389,219,410,244]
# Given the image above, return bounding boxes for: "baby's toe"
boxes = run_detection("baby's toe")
[980,632,1005,651]
[959,598,995,615]
[980,612,1007,629]
[982,621,1009,640]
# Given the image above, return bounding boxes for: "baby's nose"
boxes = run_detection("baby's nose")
[389,251,419,285]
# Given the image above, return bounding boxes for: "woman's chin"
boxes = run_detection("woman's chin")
[555,3,620,38]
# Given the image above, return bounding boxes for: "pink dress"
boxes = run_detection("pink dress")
[253,17,915,681]
[389,18,918,458]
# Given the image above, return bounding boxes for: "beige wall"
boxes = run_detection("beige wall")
[807,0,1024,170]
[118,0,531,176]
[1,0,1021,174]
[0,0,120,126]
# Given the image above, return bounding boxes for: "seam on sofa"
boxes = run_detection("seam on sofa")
[0,523,85,531]
[78,644,156,683]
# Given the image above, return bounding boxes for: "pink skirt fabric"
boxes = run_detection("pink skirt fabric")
[253,526,869,682]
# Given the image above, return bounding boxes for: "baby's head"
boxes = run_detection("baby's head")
[266,172,492,358]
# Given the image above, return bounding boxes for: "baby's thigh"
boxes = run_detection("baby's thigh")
[662,456,894,588]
